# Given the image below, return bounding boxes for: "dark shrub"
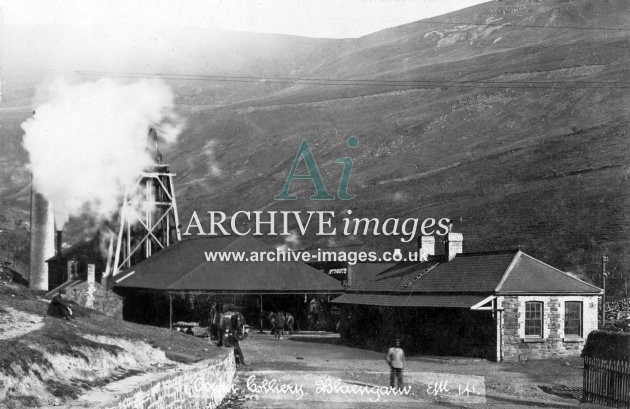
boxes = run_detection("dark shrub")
[581,330,630,361]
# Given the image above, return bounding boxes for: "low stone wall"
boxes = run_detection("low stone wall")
[104,350,235,409]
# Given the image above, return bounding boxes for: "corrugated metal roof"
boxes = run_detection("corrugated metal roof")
[497,252,601,294]
[114,236,344,293]
[331,293,488,308]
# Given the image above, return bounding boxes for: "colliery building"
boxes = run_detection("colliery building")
[42,230,601,362]
[332,249,602,362]
[34,142,601,362]
[113,235,344,331]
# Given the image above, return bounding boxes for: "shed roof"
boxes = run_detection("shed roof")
[350,250,517,294]
[344,250,601,296]
[332,293,488,308]
[350,262,397,285]
[114,236,344,293]
[497,252,602,294]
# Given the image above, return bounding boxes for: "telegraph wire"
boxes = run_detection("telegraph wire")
[3,67,630,89]
[243,13,630,32]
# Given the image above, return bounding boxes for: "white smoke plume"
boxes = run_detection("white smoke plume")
[22,78,183,229]
[276,230,302,253]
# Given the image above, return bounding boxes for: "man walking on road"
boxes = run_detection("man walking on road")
[386,338,405,389]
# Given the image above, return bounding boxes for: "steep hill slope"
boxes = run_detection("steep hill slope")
[164,0,629,282]
[1,0,628,287]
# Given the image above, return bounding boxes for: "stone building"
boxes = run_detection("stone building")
[113,236,344,329]
[45,233,107,290]
[332,249,602,362]
[47,279,123,319]
[45,232,122,318]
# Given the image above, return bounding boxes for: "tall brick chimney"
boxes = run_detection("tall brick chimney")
[29,193,55,291]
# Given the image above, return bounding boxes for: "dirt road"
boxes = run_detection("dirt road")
[217,332,607,408]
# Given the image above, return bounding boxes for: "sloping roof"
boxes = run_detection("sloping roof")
[45,233,102,263]
[350,262,397,285]
[45,279,120,299]
[45,280,84,298]
[350,251,518,293]
[114,236,344,293]
[342,250,601,296]
[332,293,488,308]
[496,252,602,294]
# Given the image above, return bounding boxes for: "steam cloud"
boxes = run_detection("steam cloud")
[276,230,302,253]
[22,78,183,229]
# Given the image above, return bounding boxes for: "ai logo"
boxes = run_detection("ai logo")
[274,136,359,200]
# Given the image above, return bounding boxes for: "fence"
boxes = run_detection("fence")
[583,356,630,408]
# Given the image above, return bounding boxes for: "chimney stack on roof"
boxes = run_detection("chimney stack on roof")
[417,222,463,263]
[418,236,435,261]
[445,232,463,261]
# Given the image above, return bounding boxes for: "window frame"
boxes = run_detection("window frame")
[524,301,544,338]
[564,301,583,338]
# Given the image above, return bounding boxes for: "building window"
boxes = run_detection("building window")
[565,301,582,337]
[525,301,543,337]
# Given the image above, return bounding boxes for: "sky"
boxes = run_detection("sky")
[0,0,488,38]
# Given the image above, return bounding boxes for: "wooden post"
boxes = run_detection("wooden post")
[169,293,173,330]
[259,294,264,333]
[602,255,608,327]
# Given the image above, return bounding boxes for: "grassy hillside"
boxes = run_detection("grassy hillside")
[1,0,628,289]
[166,0,629,285]
[0,280,222,407]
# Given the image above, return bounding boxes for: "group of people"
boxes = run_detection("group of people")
[268,310,294,340]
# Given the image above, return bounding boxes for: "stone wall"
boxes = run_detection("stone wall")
[103,350,236,409]
[65,281,123,319]
[499,295,599,361]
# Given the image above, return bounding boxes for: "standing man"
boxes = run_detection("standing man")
[385,338,405,390]
[229,313,246,366]
[209,303,219,340]
[275,311,285,340]
[269,312,277,336]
